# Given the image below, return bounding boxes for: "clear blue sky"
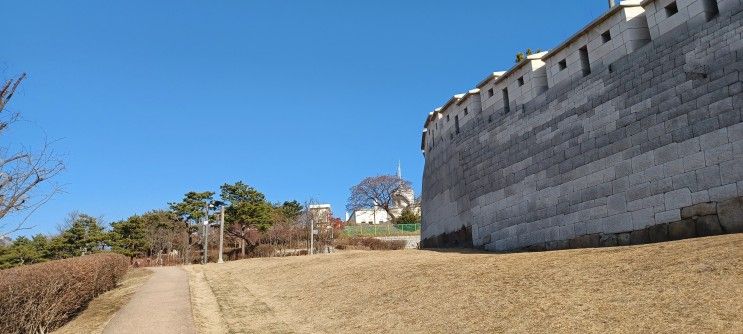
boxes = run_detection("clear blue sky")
[2,0,607,236]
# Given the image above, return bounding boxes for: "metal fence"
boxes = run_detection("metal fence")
[343,223,421,237]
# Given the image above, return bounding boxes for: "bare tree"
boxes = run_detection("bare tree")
[0,74,64,238]
[346,175,412,222]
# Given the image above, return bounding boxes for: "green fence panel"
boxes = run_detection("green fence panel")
[342,223,420,237]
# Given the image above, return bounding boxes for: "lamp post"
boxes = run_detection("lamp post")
[202,202,209,265]
[218,204,225,263]
[309,213,315,255]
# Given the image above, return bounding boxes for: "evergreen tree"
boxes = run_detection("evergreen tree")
[110,215,149,260]
[220,181,273,256]
[0,235,49,268]
[51,213,107,257]
[395,208,421,225]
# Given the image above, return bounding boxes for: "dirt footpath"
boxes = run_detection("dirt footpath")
[103,266,197,334]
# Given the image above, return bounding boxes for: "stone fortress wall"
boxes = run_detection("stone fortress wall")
[420,0,743,250]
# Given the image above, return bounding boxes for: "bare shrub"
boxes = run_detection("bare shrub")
[336,237,407,251]
[252,244,276,258]
[0,253,129,333]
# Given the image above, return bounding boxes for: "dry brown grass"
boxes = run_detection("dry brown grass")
[190,234,743,334]
[185,265,229,334]
[53,268,153,334]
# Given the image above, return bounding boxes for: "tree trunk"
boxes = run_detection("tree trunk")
[383,206,397,223]
[184,222,191,264]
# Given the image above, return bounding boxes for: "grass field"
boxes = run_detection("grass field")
[189,234,743,333]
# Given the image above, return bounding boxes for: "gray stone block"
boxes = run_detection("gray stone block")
[632,152,654,172]
[632,207,655,229]
[647,223,669,243]
[700,128,729,149]
[691,190,710,204]
[607,193,627,214]
[616,232,631,246]
[654,144,679,164]
[599,234,618,247]
[717,197,743,233]
[721,158,743,184]
[662,159,685,179]
[612,177,630,193]
[692,117,720,137]
[672,172,697,191]
[677,137,701,156]
[656,209,682,224]
[695,215,723,237]
[630,229,649,244]
[665,188,692,210]
[684,151,707,172]
[602,213,634,234]
[568,234,600,249]
[728,122,743,142]
[681,202,718,219]
[696,165,723,189]
[627,185,651,202]
[651,178,675,195]
[668,219,697,240]
[709,183,738,202]
[705,143,734,166]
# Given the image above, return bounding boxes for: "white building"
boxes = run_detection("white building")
[347,207,390,225]
[347,164,420,225]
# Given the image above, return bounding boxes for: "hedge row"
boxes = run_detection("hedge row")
[336,237,408,250]
[0,253,129,334]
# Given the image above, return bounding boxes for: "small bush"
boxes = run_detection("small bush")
[336,237,407,251]
[0,253,129,334]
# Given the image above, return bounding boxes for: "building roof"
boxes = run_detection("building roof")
[543,0,643,61]
[491,51,549,87]
[456,88,481,105]
[439,93,466,112]
[476,71,507,88]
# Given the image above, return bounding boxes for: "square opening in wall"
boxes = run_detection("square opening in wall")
[579,45,591,77]
[703,0,719,21]
[665,2,678,17]
[488,88,494,97]
[446,114,450,122]
[517,76,525,86]
[558,59,567,71]
[601,30,612,43]
[502,88,510,113]
[464,107,468,115]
